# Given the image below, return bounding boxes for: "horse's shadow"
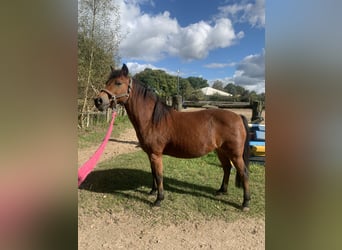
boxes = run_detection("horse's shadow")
[108,138,140,147]
[79,168,241,209]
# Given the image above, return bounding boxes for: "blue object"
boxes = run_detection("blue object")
[249,124,265,131]
[255,130,265,140]
[249,141,265,147]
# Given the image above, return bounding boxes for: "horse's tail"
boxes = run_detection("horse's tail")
[235,115,250,188]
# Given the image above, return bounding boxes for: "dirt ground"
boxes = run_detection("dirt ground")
[78,108,265,249]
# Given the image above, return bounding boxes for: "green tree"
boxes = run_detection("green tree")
[178,78,194,100]
[134,68,178,97]
[212,80,225,91]
[134,69,197,100]
[248,90,258,101]
[187,76,208,89]
[224,83,237,96]
[259,92,265,102]
[78,0,120,127]
[188,89,205,101]
[223,83,248,101]
[239,89,250,102]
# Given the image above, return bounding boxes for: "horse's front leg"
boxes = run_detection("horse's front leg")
[149,165,157,195]
[149,153,164,207]
[216,151,233,195]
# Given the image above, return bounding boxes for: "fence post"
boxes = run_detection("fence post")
[251,100,264,123]
[172,95,182,111]
[106,108,111,122]
[86,111,90,127]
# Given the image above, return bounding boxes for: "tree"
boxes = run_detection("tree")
[212,80,225,91]
[224,83,237,96]
[134,68,198,101]
[188,89,205,101]
[236,85,248,97]
[248,90,258,101]
[134,68,178,97]
[78,0,120,127]
[186,77,208,89]
[223,83,251,101]
[178,78,194,100]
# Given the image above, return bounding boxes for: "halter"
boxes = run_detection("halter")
[100,78,133,109]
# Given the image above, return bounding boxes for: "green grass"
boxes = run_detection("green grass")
[79,150,265,223]
[78,115,132,149]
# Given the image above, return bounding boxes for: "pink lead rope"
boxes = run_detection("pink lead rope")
[78,111,117,187]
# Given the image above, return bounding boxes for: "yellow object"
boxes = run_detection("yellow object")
[251,145,265,156]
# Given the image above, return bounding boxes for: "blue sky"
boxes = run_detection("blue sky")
[117,0,265,93]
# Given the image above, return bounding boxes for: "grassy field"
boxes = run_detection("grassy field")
[78,115,132,149]
[79,149,265,222]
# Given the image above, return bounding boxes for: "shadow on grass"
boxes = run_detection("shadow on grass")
[79,168,241,209]
[108,138,140,147]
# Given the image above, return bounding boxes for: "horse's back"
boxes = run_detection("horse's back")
[175,109,243,130]
[198,109,246,143]
[163,109,245,158]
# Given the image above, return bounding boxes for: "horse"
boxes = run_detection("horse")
[94,64,251,211]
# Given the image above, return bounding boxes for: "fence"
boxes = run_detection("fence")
[78,106,126,128]
[78,100,264,128]
[183,100,264,123]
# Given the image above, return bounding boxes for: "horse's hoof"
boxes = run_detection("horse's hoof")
[242,206,250,212]
[152,200,161,207]
[215,190,227,196]
[149,190,157,196]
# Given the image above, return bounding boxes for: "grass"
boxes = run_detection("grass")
[78,115,132,149]
[78,112,265,223]
[79,150,265,223]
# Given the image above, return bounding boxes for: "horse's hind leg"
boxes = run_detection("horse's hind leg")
[231,156,250,211]
[216,150,233,195]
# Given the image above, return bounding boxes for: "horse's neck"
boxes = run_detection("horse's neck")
[124,93,154,138]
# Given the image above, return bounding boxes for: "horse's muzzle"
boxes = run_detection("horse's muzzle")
[94,96,109,111]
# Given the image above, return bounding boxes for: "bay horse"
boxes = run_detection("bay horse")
[94,64,251,211]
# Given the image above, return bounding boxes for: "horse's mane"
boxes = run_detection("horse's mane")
[132,78,172,125]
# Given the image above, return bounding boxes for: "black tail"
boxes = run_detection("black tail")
[235,115,250,188]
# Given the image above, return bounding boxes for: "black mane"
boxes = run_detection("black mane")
[132,79,172,125]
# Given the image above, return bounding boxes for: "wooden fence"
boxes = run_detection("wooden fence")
[183,101,251,108]
[78,106,126,128]
[183,100,264,123]
[78,100,264,128]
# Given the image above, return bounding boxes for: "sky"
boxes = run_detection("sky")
[116,0,265,93]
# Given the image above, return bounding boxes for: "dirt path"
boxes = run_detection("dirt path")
[78,109,265,249]
[78,209,265,250]
[78,127,140,166]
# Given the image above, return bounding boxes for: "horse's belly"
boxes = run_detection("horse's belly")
[163,142,214,159]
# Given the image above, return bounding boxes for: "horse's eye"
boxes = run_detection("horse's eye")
[115,82,122,86]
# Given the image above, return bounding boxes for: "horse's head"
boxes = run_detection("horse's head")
[94,64,132,111]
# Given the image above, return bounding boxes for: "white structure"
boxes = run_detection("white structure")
[201,87,232,96]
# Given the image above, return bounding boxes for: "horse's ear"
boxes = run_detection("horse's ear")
[121,64,129,76]
[110,65,114,72]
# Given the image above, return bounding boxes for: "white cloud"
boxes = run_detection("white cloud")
[126,62,179,76]
[117,0,243,61]
[128,48,265,93]
[233,49,265,93]
[237,31,245,39]
[218,0,265,28]
[169,18,239,60]
[208,49,265,93]
[125,62,159,75]
[204,62,235,69]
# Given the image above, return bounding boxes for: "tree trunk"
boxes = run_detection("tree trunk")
[80,0,97,128]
